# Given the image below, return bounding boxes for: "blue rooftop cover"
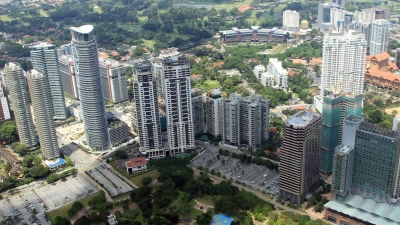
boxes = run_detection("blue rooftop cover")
[47,158,66,168]
[211,214,234,225]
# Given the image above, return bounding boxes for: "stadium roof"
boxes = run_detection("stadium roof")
[324,195,400,225]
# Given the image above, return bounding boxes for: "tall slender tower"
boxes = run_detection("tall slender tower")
[30,43,67,120]
[5,63,36,148]
[321,30,367,96]
[279,111,322,204]
[162,55,194,156]
[27,69,59,160]
[70,25,110,150]
[133,61,163,158]
[369,19,389,56]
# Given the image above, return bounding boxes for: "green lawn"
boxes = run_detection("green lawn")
[47,192,101,219]
[129,169,160,187]
[38,9,49,17]
[141,39,155,49]
[0,161,6,176]
[171,191,203,219]
[0,15,12,22]
[201,80,221,90]
[93,4,103,13]
[213,0,253,11]
[195,195,216,206]
[271,45,287,54]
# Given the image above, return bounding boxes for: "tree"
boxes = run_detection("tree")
[0,121,18,143]
[46,173,58,184]
[314,202,324,213]
[392,110,398,117]
[14,144,29,155]
[141,176,152,186]
[196,213,212,225]
[29,165,50,178]
[126,66,133,78]
[269,7,274,16]
[368,110,383,124]
[114,150,128,159]
[53,216,70,225]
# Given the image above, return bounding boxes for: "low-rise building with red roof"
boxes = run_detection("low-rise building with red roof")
[125,157,148,174]
[365,52,400,90]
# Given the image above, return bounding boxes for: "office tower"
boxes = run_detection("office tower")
[99,58,129,103]
[279,111,322,204]
[222,94,270,151]
[332,0,345,6]
[369,19,389,56]
[0,85,10,125]
[317,3,344,31]
[320,90,363,173]
[4,63,36,148]
[331,115,364,202]
[30,43,67,120]
[27,70,59,160]
[349,21,371,47]
[321,31,367,96]
[191,88,204,135]
[132,61,163,158]
[162,55,194,156]
[352,121,400,201]
[205,89,224,136]
[331,145,354,202]
[71,25,110,150]
[58,55,79,99]
[283,10,300,32]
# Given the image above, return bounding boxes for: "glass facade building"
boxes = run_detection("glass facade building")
[320,90,363,173]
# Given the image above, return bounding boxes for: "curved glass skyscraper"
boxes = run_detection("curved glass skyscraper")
[27,69,59,160]
[71,25,110,150]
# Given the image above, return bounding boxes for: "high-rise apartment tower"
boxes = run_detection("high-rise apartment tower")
[132,61,164,158]
[5,63,36,148]
[71,25,110,150]
[162,56,194,156]
[27,69,59,160]
[321,30,367,96]
[369,19,389,56]
[30,43,67,120]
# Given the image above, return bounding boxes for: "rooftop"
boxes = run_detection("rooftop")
[134,60,152,69]
[344,114,364,123]
[359,121,400,139]
[324,194,400,225]
[126,157,147,168]
[335,144,353,155]
[286,111,319,127]
[71,25,94,34]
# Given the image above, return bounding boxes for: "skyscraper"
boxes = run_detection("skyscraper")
[205,89,224,136]
[352,122,400,201]
[5,63,36,148]
[320,90,363,173]
[0,85,10,125]
[162,55,194,156]
[99,58,129,103]
[27,69,59,160]
[332,0,345,6]
[71,25,110,150]
[30,43,67,120]
[317,3,344,31]
[369,19,389,56]
[132,61,163,159]
[279,111,322,204]
[331,115,364,202]
[321,30,367,96]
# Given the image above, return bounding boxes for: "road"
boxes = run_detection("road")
[195,140,280,165]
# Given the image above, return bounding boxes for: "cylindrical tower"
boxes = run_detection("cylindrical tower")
[4,62,36,148]
[70,25,110,150]
[27,69,59,160]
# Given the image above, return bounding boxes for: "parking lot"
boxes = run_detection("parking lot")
[88,165,133,197]
[191,150,279,193]
[0,174,98,224]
